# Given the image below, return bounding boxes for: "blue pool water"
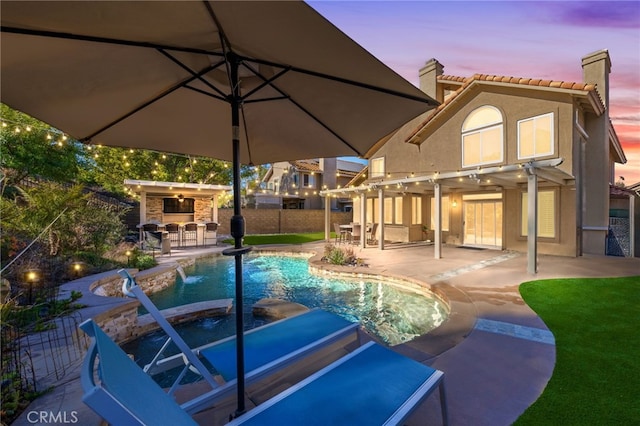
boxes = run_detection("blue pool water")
[144,254,447,346]
[123,254,448,381]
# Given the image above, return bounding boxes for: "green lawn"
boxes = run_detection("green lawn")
[516,276,640,425]
[222,232,332,246]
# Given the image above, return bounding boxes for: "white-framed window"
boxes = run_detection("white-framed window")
[366,198,379,224]
[302,173,315,188]
[411,196,422,225]
[518,113,554,159]
[394,197,403,224]
[370,157,385,178]
[461,106,503,167]
[521,190,556,238]
[384,197,393,224]
[383,196,403,224]
[430,196,450,231]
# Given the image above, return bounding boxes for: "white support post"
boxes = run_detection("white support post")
[140,191,147,223]
[139,191,147,246]
[434,183,442,259]
[527,171,538,274]
[360,193,367,247]
[378,188,385,250]
[324,195,331,242]
[212,194,219,223]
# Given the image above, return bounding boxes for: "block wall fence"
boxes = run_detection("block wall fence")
[216,209,353,235]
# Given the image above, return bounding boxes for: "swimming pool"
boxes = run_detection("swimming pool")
[141,254,448,346]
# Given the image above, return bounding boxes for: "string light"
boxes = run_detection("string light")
[1,117,257,184]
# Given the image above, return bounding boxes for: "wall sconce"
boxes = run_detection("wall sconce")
[452,200,458,208]
[178,194,184,203]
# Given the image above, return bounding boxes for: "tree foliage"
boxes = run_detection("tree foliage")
[1,103,261,197]
[1,183,127,260]
[81,145,238,194]
[0,104,84,189]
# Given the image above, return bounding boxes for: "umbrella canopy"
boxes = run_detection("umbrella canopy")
[1,1,436,164]
[1,0,437,418]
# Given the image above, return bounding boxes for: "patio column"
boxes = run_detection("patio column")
[360,192,367,247]
[434,183,442,259]
[526,170,538,274]
[212,195,219,223]
[378,188,385,250]
[139,190,147,245]
[325,195,331,241]
[140,191,147,223]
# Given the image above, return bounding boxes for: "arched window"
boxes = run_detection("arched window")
[461,106,503,167]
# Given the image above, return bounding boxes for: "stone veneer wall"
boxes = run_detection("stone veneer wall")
[145,197,163,222]
[91,299,141,343]
[89,258,196,343]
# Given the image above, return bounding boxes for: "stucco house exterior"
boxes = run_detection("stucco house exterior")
[253,158,364,211]
[322,49,632,271]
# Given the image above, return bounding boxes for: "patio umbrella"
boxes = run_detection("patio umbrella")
[1,0,437,417]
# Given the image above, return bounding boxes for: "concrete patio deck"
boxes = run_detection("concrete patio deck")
[11,241,639,425]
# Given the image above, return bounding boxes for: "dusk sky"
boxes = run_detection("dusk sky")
[308,1,640,184]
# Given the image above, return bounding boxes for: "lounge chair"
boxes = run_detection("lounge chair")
[229,341,448,425]
[80,319,198,426]
[80,322,448,426]
[116,269,359,414]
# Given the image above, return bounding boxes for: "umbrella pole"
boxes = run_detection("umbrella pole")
[221,52,251,418]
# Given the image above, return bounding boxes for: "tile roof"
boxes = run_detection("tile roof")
[406,74,599,144]
[290,160,321,173]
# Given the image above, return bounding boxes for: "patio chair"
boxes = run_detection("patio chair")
[115,269,359,415]
[139,223,159,249]
[348,223,361,245]
[203,222,218,246]
[142,223,159,232]
[367,222,379,245]
[182,222,198,247]
[164,223,180,247]
[80,320,448,426]
[143,231,161,258]
[333,223,347,244]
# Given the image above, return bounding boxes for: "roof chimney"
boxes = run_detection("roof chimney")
[581,49,611,109]
[419,58,444,103]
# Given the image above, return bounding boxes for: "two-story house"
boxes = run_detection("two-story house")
[322,50,630,271]
[254,158,364,211]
